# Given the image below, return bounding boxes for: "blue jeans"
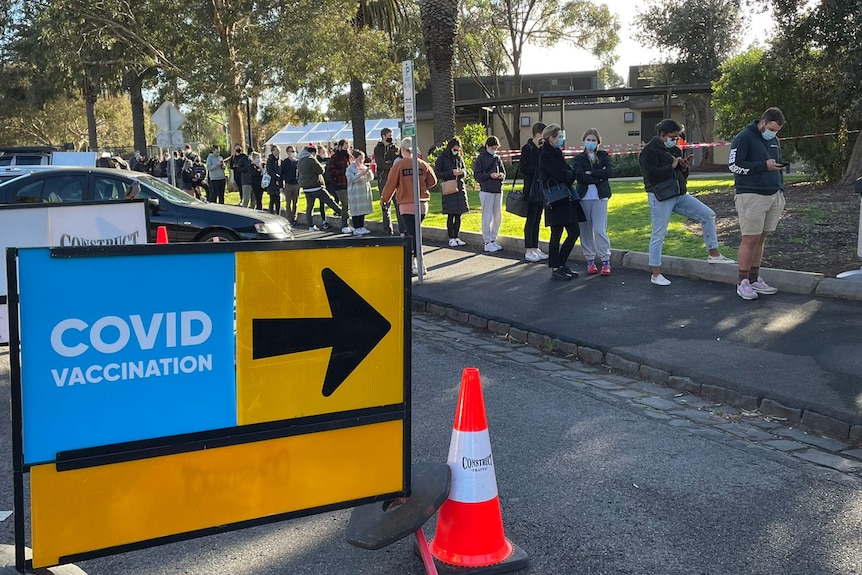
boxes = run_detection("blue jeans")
[648,193,718,267]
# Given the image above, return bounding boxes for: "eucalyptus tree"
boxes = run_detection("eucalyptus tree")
[457,0,619,149]
[634,0,741,163]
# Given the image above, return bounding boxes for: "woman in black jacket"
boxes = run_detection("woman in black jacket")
[265,145,282,214]
[572,128,613,275]
[434,137,469,247]
[638,118,734,286]
[520,122,548,263]
[472,136,506,252]
[538,124,585,281]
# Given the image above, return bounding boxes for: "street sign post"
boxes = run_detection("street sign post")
[151,102,186,187]
[402,61,423,284]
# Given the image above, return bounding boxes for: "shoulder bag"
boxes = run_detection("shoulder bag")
[505,164,530,217]
[542,177,578,205]
[441,179,459,195]
[651,178,681,201]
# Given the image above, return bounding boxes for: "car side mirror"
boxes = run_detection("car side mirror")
[147,197,159,206]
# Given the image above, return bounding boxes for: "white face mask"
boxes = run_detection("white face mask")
[288,152,297,160]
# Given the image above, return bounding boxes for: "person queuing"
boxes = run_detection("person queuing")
[473,135,506,252]
[345,149,374,236]
[639,119,735,287]
[328,139,352,233]
[297,145,342,230]
[229,143,252,208]
[728,107,786,301]
[573,128,614,276]
[265,145,282,214]
[434,137,469,247]
[279,145,300,226]
[206,145,226,204]
[249,151,265,210]
[373,128,401,235]
[538,124,584,281]
[520,122,549,263]
[380,137,438,276]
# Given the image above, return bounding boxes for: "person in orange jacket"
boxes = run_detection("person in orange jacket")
[380,137,438,275]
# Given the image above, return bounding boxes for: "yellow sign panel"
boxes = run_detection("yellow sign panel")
[30,420,404,568]
[235,246,405,425]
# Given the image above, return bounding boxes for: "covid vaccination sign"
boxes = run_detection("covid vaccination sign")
[7,240,410,571]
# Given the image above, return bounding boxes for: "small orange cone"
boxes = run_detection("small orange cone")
[429,367,528,574]
[156,226,169,244]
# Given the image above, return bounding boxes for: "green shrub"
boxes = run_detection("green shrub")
[611,153,642,178]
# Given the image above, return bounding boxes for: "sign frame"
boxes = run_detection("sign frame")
[7,238,412,572]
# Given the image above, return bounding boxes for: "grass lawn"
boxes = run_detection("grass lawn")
[226,175,808,260]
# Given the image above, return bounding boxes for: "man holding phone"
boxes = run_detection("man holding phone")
[728,107,787,300]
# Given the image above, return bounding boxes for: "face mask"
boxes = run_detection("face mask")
[386,137,393,143]
[584,141,598,151]
[288,152,296,160]
[487,148,497,156]
[555,138,565,149]
[664,137,677,149]
[452,150,460,156]
[761,129,778,141]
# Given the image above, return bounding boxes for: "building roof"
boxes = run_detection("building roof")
[265,119,402,148]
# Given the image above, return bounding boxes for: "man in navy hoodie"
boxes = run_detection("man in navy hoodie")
[728,107,786,301]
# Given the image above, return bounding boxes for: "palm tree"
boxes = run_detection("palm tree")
[351,0,405,153]
[418,0,458,146]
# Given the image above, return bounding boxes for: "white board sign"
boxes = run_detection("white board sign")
[0,201,148,344]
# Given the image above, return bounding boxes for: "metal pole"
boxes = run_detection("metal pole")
[246,100,253,151]
[412,135,423,284]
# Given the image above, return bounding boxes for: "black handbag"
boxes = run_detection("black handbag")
[543,178,577,205]
[505,165,530,217]
[651,178,682,201]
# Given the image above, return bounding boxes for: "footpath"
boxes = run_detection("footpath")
[401,222,862,442]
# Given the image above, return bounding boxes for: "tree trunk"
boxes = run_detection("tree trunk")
[82,71,98,151]
[349,77,367,153]
[128,72,147,155]
[418,0,457,146]
[840,130,862,185]
[228,103,245,151]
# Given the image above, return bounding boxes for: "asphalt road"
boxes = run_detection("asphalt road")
[3,316,862,574]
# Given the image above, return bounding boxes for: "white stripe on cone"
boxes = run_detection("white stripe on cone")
[446,429,499,503]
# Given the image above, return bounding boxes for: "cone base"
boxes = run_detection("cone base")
[420,539,529,575]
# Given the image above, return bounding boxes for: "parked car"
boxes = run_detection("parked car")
[0,167,293,242]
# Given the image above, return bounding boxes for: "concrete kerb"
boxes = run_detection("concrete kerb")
[0,545,87,574]
[412,298,862,445]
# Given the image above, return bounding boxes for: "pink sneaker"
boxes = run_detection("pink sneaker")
[587,262,598,274]
[600,263,611,276]
[737,279,758,300]
[750,277,778,295]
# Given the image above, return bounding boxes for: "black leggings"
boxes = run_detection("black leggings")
[351,215,365,228]
[524,202,542,249]
[548,223,580,269]
[401,213,426,256]
[305,190,341,227]
[447,214,462,238]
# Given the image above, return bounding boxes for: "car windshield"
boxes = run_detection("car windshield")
[135,175,204,205]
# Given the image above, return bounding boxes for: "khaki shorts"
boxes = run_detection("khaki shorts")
[735,191,785,235]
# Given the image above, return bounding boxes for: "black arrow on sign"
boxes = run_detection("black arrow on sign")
[252,268,392,397]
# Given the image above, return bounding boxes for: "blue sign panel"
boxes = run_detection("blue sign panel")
[17,249,237,465]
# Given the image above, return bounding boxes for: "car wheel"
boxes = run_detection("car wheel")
[198,230,239,242]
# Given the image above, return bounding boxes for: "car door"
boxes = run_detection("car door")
[124,181,181,242]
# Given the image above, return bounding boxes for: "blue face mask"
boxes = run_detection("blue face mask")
[487,148,497,156]
[664,137,677,149]
[556,138,565,149]
[584,141,598,151]
[761,129,778,141]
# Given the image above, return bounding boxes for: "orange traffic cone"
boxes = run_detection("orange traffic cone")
[429,367,528,574]
[156,226,169,244]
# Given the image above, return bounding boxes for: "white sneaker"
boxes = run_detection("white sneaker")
[525,250,541,262]
[533,248,549,260]
[708,254,737,264]
[353,227,370,236]
[750,277,778,295]
[341,226,353,234]
[449,238,459,247]
[308,225,319,231]
[484,242,501,252]
[737,279,759,300]
[455,238,466,246]
[650,274,672,286]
